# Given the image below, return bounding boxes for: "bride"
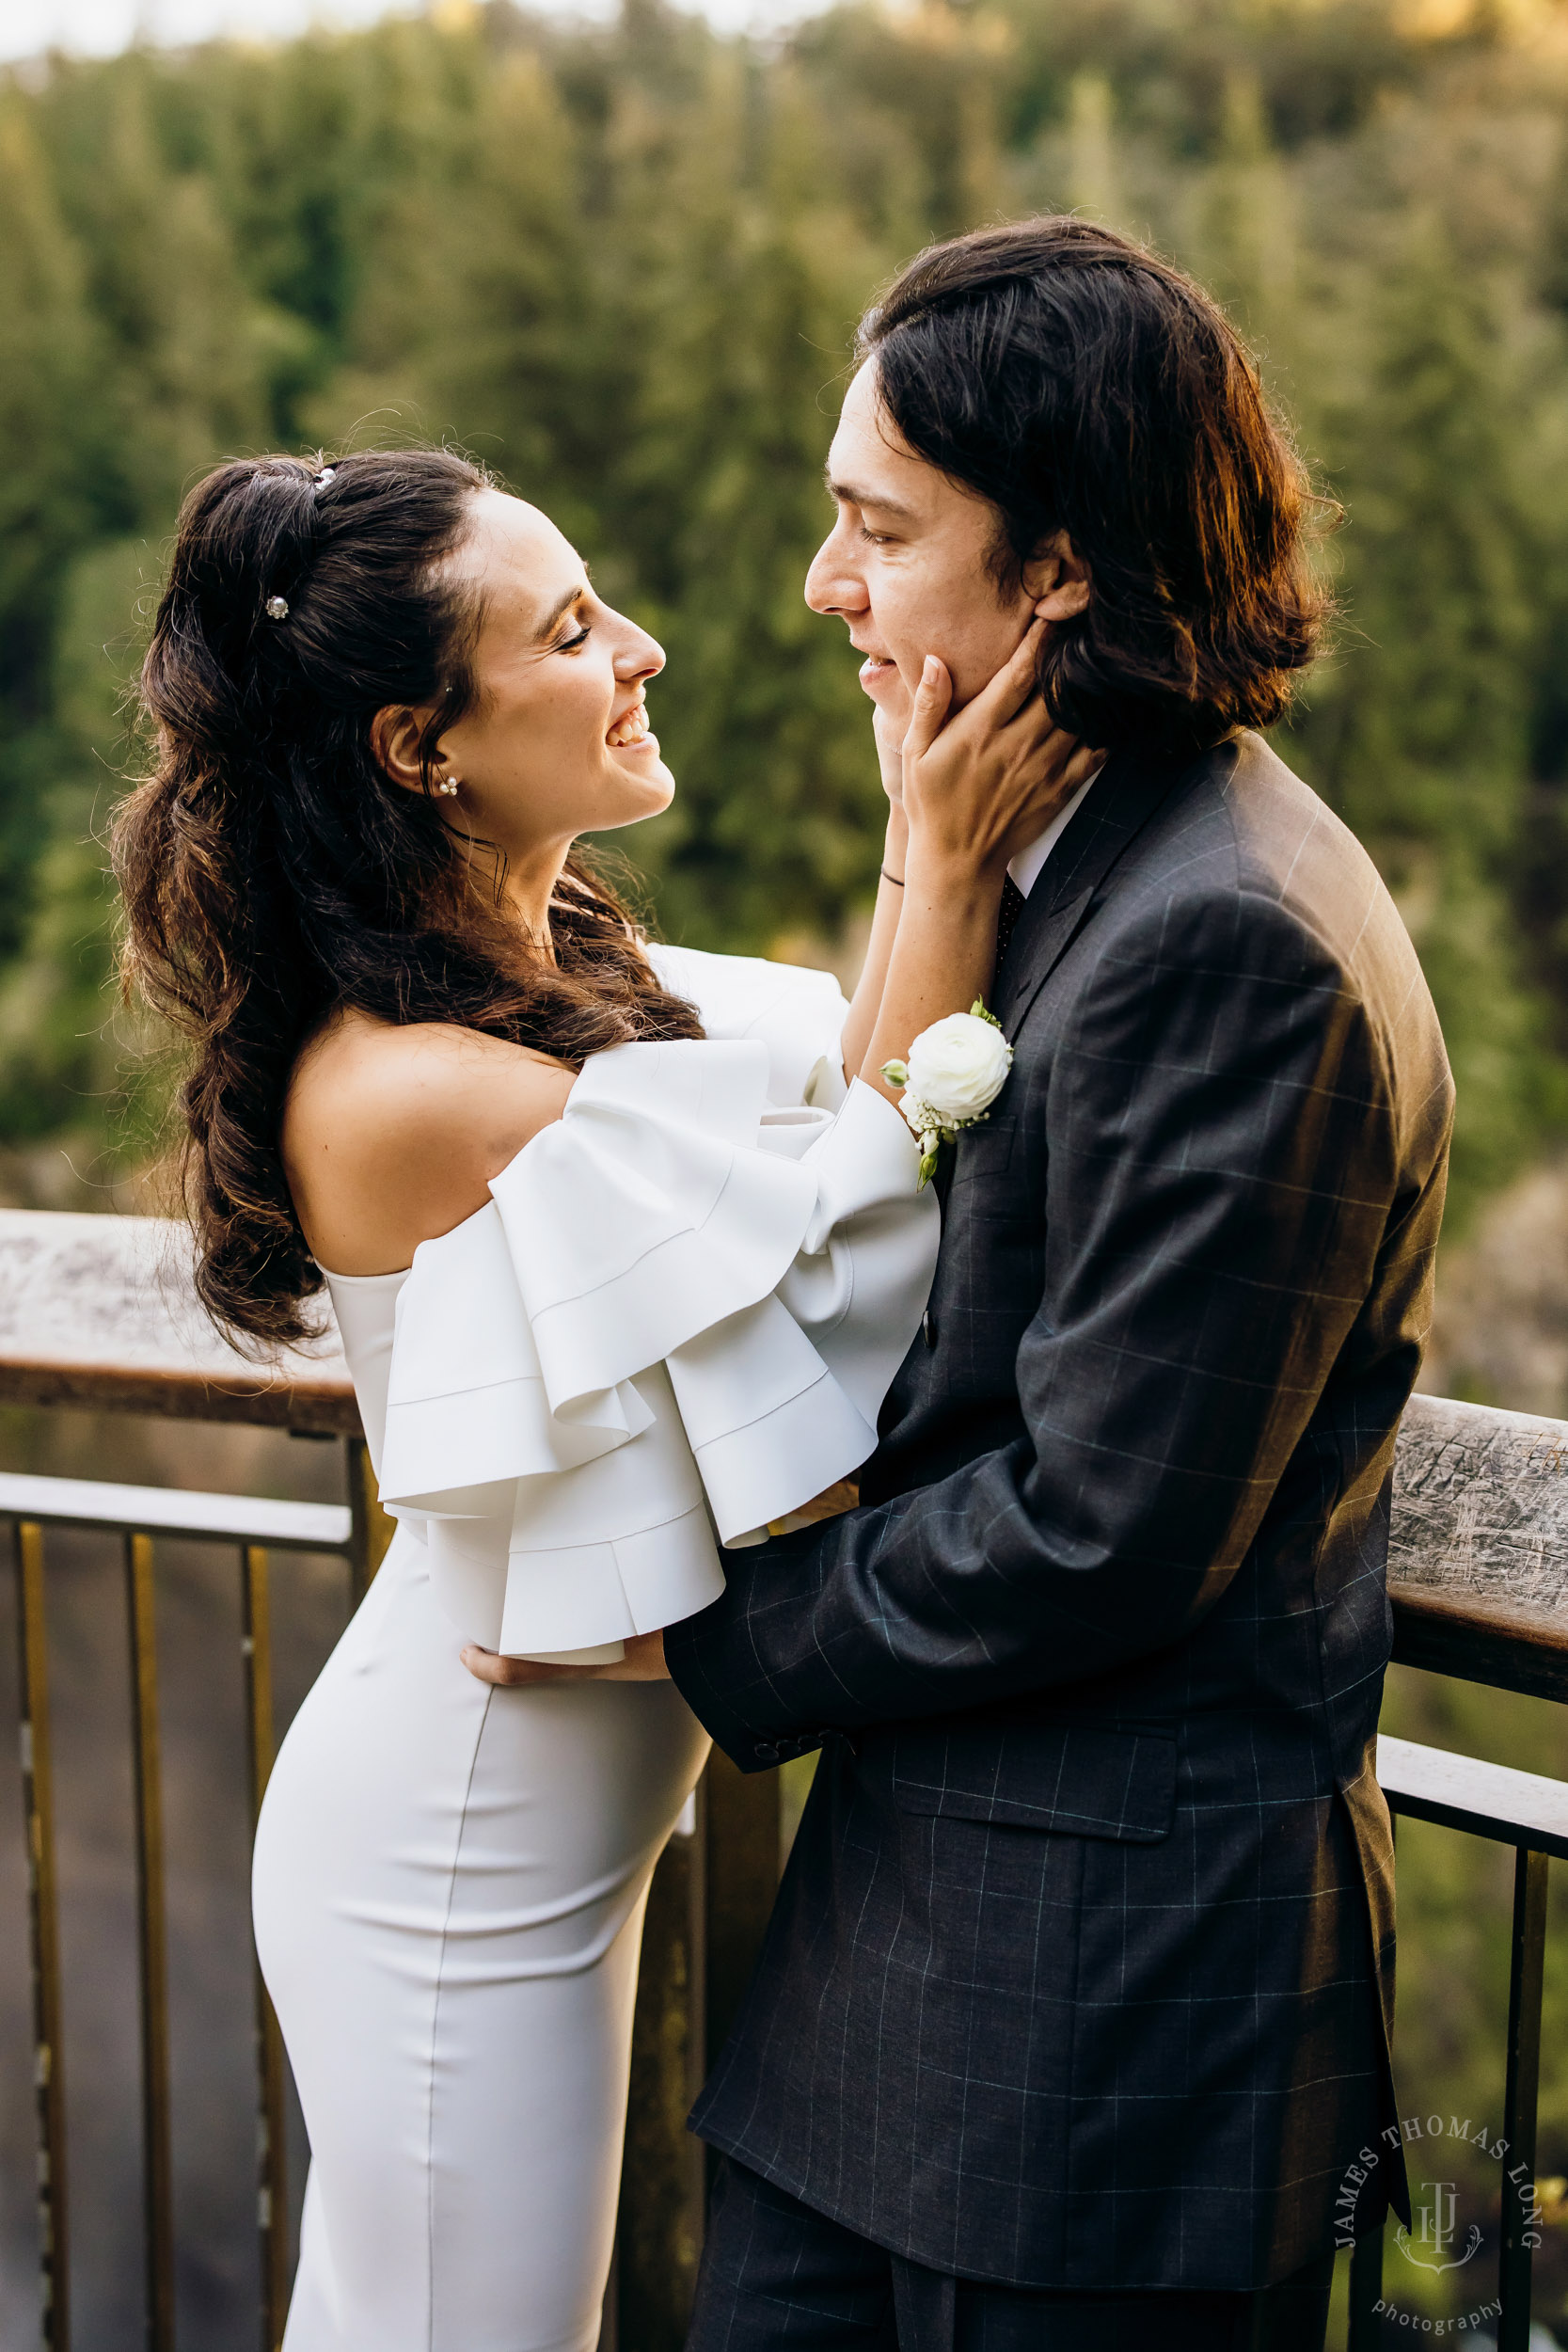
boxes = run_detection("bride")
[114,448,1086,2350]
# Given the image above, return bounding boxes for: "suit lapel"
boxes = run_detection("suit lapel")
[993,745,1206,1037]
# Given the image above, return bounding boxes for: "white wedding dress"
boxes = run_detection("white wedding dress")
[251,946,938,2352]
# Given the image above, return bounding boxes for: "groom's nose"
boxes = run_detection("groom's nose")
[804,527,868,619]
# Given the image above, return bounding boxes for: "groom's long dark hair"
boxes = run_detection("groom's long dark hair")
[859,218,1326,755]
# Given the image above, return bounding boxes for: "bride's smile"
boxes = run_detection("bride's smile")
[372,487,673,931]
[605,693,653,749]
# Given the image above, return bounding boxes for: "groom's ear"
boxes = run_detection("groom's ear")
[1024,532,1091,623]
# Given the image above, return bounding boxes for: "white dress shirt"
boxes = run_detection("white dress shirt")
[1007,766,1101,898]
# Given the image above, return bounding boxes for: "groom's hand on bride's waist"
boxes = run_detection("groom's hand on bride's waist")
[460,1477,858,1688]
[460,1473,860,1688]
[460,1629,670,1686]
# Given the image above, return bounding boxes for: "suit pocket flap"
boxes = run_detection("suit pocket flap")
[948,1117,1017,1184]
[892,1722,1177,1842]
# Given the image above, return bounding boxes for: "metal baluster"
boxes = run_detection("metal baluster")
[1498,1846,1549,2352]
[1348,1809,1393,2352]
[344,1437,394,1608]
[704,1749,779,2076]
[124,1533,175,2351]
[14,1520,69,2350]
[594,2245,618,2352]
[240,1547,288,2352]
[1347,2223,1383,2350]
[611,1746,782,2346]
[614,1786,707,2351]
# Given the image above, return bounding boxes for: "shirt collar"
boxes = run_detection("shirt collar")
[1007,766,1101,899]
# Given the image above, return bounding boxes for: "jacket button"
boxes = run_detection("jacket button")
[923,1309,938,1349]
[753,1741,780,1766]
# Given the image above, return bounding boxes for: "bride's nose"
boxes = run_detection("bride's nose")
[614,624,665,683]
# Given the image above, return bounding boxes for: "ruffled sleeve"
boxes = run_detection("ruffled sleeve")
[374,1035,936,1662]
[643,941,850,1110]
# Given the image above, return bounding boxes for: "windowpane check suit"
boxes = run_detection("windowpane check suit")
[666,732,1450,2298]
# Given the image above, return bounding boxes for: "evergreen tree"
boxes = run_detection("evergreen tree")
[312,34,594,535]
[40,56,280,518]
[599,49,896,945]
[1064,71,1119,228]
[1285,217,1558,1216]
[1190,68,1297,345]
[0,537,147,1152]
[0,93,99,962]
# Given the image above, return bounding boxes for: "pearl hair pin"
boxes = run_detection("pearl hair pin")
[264,595,290,621]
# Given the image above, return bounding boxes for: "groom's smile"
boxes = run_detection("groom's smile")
[851,647,901,700]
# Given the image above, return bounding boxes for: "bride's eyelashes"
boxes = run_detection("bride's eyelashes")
[554,623,592,654]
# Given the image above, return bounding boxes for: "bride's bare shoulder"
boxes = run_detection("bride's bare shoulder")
[288,1009,566,1131]
[283,1010,574,1278]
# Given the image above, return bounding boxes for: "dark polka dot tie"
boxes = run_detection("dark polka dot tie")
[995,873,1027,972]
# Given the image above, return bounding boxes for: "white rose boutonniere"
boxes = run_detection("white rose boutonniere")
[882,1002,1014,1188]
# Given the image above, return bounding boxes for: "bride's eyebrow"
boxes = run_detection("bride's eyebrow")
[533,578,591,640]
[824,469,919,523]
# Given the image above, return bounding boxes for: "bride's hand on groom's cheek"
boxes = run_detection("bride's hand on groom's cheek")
[902,622,1100,875]
[873,694,913,806]
[460,1629,670,1687]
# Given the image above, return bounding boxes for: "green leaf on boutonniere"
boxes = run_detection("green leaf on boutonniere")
[970,1000,1003,1030]
[917,1148,940,1188]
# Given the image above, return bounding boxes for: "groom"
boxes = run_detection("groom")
[666,220,1449,2347]
[469,218,1449,2345]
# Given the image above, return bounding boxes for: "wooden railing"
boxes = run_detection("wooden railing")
[1359,1394,1568,2352]
[0,1208,1564,2351]
[0,1209,381,2352]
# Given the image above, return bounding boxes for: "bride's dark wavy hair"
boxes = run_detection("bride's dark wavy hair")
[115,447,702,1351]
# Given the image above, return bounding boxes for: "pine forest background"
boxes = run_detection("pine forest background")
[6,0,1568,2339]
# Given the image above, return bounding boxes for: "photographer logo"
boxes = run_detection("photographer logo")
[1334,2110,1541,2337]
[1396,2178,1481,2274]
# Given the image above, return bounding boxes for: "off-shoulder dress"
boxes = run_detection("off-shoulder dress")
[251,946,938,2352]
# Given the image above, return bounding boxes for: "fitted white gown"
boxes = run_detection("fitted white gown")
[252,947,938,2352]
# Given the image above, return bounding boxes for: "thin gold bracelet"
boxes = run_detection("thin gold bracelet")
[880,867,906,887]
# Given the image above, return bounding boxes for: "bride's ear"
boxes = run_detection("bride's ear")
[1024,532,1091,623]
[371,704,433,795]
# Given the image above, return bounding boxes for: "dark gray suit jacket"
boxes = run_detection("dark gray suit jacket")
[666,732,1451,2292]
